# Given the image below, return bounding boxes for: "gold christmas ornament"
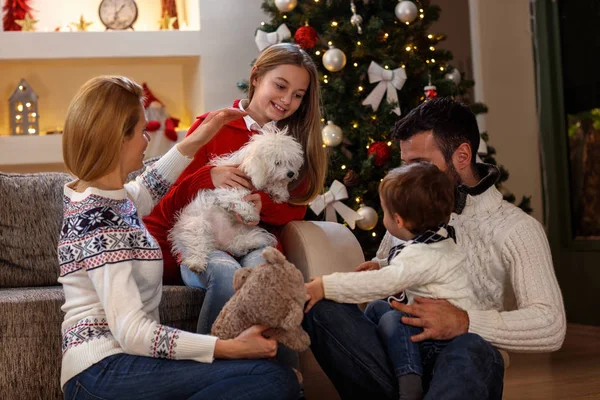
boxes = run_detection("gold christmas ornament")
[322,46,347,72]
[356,204,379,230]
[15,14,38,32]
[71,15,93,31]
[274,0,298,12]
[159,11,177,30]
[395,1,418,24]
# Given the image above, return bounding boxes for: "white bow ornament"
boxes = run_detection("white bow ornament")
[255,24,291,52]
[362,61,407,116]
[309,180,363,229]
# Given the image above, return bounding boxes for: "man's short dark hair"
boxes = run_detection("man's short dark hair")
[379,163,454,235]
[391,97,480,164]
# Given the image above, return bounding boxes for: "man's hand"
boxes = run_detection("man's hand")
[355,261,380,272]
[304,277,325,313]
[391,297,469,342]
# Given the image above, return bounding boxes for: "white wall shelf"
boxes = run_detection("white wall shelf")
[0,31,203,60]
[0,130,188,166]
[0,134,63,165]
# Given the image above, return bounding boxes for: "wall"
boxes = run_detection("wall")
[431,0,473,83]
[16,0,198,31]
[0,57,194,134]
[0,0,266,171]
[468,0,543,223]
[433,0,543,223]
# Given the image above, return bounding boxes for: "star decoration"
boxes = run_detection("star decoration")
[71,15,93,31]
[158,11,177,30]
[15,14,38,32]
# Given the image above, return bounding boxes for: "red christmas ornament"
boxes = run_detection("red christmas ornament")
[146,120,161,132]
[367,142,392,166]
[424,85,438,99]
[294,25,318,49]
[3,0,34,31]
[164,117,180,142]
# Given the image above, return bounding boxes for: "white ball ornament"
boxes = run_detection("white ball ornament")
[322,121,343,147]
[274,0,298,13]
[444,68,461,85]
[395,1,418,24]
[356,205,379,231]
[322,46,347,72]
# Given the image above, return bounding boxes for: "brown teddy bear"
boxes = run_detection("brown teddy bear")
[211,247,310,353]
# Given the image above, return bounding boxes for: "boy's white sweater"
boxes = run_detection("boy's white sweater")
[323,239,485,311]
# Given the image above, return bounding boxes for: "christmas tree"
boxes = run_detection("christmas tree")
[2,0,33,31]
[241,0,531,257]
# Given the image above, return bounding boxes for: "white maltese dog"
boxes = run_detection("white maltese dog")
[170,125,304,273]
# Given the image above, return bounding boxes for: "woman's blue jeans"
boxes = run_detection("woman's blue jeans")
[63,353,299,400]
[180,248,299,369]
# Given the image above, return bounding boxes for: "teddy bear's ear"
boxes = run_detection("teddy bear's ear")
[262,247,287,265]
[233,267,253,291]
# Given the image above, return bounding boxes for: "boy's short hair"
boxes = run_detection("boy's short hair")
[379,163,454,235]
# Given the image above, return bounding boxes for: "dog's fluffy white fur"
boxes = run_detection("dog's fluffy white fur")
[169,125,304,273]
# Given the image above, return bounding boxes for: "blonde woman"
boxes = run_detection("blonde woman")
[59,76,300,399]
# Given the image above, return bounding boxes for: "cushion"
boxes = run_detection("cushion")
[0,285,203,399]
[0,172,72,288]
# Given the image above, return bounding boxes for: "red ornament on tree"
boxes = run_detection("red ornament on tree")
[3,0,33,31]
[294,25,319,49]
[424,84,438,99]
[367,142,392,166]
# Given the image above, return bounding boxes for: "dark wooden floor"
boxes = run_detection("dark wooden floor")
[503,324,600,399]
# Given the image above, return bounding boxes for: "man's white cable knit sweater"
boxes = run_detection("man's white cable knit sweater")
[372,186,566,352]
[58,146,218,389]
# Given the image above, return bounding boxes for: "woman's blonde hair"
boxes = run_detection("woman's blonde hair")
[63,75,143,181]
[248,43,327,205]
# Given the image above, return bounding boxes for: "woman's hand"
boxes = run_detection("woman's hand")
[214,325,278,359]
[304,277,325,313]
[355,261,380,272]
[210,166,254,190]
[177,108,246,158]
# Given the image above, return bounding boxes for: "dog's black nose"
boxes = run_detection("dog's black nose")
[287,171,295,179]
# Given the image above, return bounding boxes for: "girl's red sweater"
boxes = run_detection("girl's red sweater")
[143,100,307,284]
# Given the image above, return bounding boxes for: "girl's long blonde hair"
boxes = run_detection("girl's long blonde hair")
[248,43,327,205]
[63,76,143,181]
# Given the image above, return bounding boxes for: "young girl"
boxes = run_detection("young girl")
[59,75,299,399]
[143,43,326,336]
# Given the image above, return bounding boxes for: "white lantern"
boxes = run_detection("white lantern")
[9,79,39,136]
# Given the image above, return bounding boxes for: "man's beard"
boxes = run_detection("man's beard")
[446,162,462,187]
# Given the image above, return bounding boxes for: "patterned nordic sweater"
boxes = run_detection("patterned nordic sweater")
[57,146,218,389]
[372,185,567,352]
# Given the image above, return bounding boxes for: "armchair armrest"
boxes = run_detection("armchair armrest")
[280,221,365,281]
[280,221,364,400]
